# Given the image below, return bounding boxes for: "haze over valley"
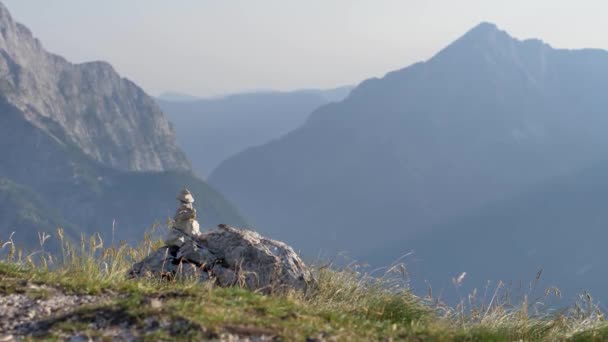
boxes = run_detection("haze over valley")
[158,86,353,177]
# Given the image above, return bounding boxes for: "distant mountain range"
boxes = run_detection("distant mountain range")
[209,22,608,300]
[0,1,245,248]
[158,87,353,177]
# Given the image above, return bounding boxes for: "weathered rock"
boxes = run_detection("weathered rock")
[164,229,187,248]
[174,219,201,237]
[177,188,195,204]
[168,188,202,239]
[130,225,313,293]
[212,265,238,287]
[174,207,196,221]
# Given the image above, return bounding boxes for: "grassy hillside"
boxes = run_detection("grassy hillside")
[1,233,607,341]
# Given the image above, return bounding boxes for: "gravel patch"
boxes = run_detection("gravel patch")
[0,283,278,341]
[0,282,106,340]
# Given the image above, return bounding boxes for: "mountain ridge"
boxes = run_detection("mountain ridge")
[208,22,608,272]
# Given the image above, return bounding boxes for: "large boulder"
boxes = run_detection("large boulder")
[129,224,313,293]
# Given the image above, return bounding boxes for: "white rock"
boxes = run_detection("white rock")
[176,188,195,203]
[174,220,201,237]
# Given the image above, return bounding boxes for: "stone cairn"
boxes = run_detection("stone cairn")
[129,189,313,293]
[165,188,201,246]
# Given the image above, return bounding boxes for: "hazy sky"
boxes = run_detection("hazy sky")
[4,0,607,97]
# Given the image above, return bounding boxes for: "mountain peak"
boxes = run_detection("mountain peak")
[468,22,500,34]
[429,22,519,63]
[458,22,511,43]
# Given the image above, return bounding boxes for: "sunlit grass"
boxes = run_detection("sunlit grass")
[1,228,607,340]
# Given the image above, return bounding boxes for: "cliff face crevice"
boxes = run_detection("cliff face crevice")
[0,1,189,172]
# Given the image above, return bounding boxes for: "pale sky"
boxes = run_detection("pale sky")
[4,0,607,97]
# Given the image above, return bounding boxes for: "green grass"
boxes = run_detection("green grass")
[1,230,607,341]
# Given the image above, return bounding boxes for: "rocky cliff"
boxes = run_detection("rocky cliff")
[0,2,189,172]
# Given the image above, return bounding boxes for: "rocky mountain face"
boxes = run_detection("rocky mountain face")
[0,2,189,172]
[209,22,608,282]
[0,2,246,248]
[159,87,352,177]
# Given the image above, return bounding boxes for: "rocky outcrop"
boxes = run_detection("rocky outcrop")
[0,1,189,172]
[130,191,312,292]
[130,225,313,292]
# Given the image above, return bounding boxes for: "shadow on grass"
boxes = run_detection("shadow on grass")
[17,303,214,340]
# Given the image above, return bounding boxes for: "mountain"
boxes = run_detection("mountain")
[373,159,608,302]
[0,2,246,248]
[158,87,353,177]
[209,22,608,268]
[0,4,189,172]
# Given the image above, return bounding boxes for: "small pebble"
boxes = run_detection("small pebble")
[150,298,163,309]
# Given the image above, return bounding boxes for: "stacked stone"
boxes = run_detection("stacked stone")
[165,188,201,246]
